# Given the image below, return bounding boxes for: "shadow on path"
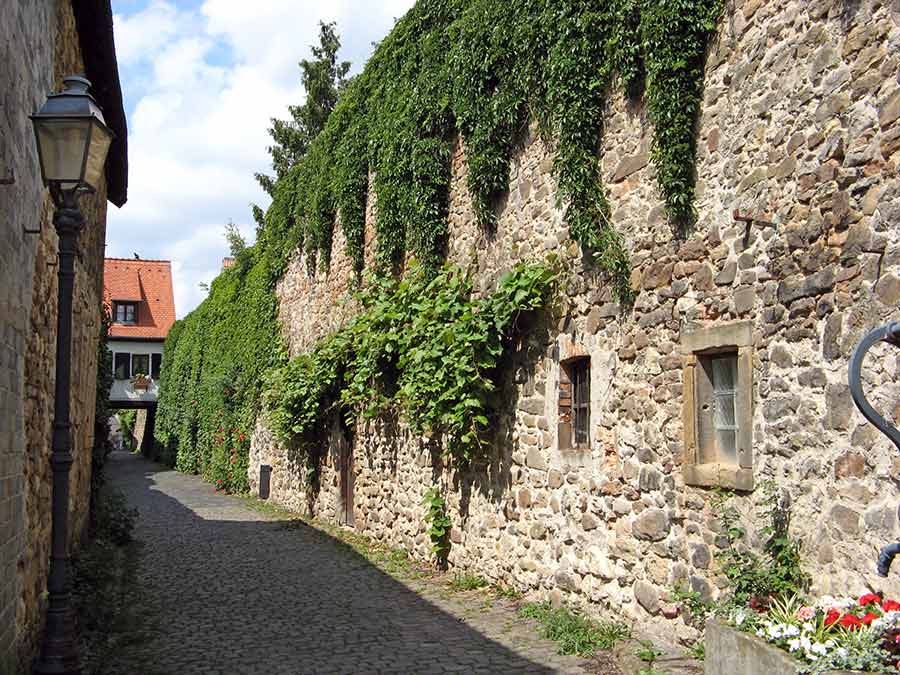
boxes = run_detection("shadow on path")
[102,451,573,675]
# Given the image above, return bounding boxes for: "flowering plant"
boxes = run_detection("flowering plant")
[726,592,900,673]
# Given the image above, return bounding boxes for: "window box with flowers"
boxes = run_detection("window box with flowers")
[131,373,151,390]
[705,593,900,674]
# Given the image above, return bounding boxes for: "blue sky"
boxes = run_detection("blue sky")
[108,0,415,317]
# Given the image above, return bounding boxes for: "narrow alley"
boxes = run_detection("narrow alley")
[100,452,590,675]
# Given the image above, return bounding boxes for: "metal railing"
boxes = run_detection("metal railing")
[848,321,900,576]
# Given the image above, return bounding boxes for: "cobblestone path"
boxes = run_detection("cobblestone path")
[104,452,592,674]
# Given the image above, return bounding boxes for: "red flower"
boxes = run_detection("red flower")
[825,609,841,626]
[859,593,881,607]
[862,612,879,625]
[839,614,863,629]
[883,599,900,612]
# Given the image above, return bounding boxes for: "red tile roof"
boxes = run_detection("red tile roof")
[103,258,176,339]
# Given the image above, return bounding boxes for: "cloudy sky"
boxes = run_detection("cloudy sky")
[108,0,415,317]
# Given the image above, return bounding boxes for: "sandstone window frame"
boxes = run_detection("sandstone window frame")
[559,356,590,451]
[681,321,754,491]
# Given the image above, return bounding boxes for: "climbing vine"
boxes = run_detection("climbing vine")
[155,243,284,493]
[264,258,558,467]
[159,0,723,492]
[270,0,722,302]
[422,487,452,568]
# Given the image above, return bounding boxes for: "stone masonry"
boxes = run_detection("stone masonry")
[251,0,900,647]
[0,2,112,670]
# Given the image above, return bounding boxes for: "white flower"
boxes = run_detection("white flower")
[811,642,828,656]
[835,647,848,659]
[788,638,801,652]
[784,625,800,637]
[801,622,814,632]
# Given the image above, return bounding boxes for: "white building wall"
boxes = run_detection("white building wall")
[108,339,164,404]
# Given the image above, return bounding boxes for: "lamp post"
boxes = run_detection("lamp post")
[30,75,114,675]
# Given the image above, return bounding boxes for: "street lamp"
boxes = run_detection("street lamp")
[30,75,114,675]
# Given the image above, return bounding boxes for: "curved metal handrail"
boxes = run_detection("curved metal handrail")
[848,321,900,576]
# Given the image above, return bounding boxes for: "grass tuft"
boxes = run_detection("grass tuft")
[519,602,631,657]
[449,573,489,591]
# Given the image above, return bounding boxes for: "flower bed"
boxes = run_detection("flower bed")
[707,594,900,674]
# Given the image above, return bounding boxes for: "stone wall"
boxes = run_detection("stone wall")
[0,1,109,669]
[250,0,900,646]
[0,1,58,670]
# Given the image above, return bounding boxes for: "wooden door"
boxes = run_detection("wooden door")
[339,431,355,526]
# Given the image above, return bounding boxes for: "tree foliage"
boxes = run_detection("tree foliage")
[256,21,351,192]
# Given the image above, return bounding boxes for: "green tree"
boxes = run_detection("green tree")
[224,220,246,257]
[256,21,351,193]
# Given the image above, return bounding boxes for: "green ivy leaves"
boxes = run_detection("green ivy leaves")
[155,246,284,492]
[265,259,558,467]
[423,487,452,567]
[260,0,722,304]
[642,0,724,228]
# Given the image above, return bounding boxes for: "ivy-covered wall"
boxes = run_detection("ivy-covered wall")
[248,0,900,647]
[157,0,723,488]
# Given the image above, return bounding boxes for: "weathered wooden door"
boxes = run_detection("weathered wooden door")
[339,431,354,526]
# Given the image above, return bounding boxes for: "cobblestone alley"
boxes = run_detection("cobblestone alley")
[102,451,593,674]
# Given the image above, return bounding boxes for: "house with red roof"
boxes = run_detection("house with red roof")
[103,256,176,406]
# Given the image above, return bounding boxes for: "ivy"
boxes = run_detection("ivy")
[264,258,558,467]
[423,487,452,568]
[642,0,723,227]
[155,242,285,493]
[262,0,723,303]
[159,0,724,493]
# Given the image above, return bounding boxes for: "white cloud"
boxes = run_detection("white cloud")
[108,0,415,318]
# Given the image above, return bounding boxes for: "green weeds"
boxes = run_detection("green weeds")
[518,602,631,657]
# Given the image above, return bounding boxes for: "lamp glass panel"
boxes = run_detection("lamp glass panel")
[35,119,90,186]
[83,120,113,189]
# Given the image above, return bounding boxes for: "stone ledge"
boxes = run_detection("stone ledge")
[705,619,864,675]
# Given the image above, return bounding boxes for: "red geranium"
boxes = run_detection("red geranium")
[862,612,880,625]
[860,593,881,607]
[884,599,900,612]
[839,614,863,629]
[825,609,841,626]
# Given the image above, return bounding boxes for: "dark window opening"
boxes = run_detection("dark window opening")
[559,356,590,450]
[132,354,150,377]
[151,353,162,380]
[571,359,590,448]
[114,302,137,324]
[114,353,130,380]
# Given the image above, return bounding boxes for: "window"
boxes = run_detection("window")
[682,321,753,490]
[114,352,130,380]
[151,353,162,380]
[132,354,150,377]
[114,302,137,324]
[698,354,738,464]
[559,357,590,450]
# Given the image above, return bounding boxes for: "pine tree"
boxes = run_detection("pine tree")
[256,21,351,194]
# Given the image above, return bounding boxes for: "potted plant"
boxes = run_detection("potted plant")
[131,373,150,390]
